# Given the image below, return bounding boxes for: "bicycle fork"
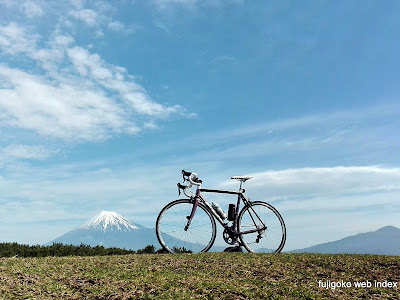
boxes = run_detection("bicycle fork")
[184,196,199,231]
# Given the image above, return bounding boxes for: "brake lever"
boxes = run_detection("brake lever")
[177,183,187,196]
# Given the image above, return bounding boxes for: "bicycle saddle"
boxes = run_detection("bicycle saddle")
[231,176,252,182]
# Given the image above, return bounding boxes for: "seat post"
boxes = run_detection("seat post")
[231,176,252,191]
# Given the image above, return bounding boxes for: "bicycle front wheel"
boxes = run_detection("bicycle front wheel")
[238,201,286,253]
[156,199,217,253]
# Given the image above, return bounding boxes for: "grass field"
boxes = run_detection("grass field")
[0,253,399,299]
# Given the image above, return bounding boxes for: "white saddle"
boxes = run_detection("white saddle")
[231,176,252,182]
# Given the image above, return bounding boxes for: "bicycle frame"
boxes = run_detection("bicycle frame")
[185,186,267,237]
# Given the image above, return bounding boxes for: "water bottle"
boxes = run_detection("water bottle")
[212,202,227,220]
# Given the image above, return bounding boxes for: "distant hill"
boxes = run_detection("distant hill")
[290,226,400,255]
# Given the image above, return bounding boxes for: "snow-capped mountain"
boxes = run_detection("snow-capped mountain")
[45,211,159,251]
[78,211,139,232]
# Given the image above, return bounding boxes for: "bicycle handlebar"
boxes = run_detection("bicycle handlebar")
[188,172,202,186]
[182,170,192,177]
[182,169,202,186]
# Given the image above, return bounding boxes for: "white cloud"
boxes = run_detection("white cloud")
[222,166,400,204]
[217,165,400,250]
[68,9,98,26]
[65,2,135,35]
[66,46,182,117]
[0,144,61,168]
[161,102,400,163]
[8,164,397,218]
[143,122,158,129]
[52,34,75,47]
[154,0,197,9]
[1,144,58,161]
[0,23,38,55]
[107,21,135,34]
[1,162,399,247]
[152,0,244,10]
[95,29,104,38]
[108,20,124,31]
[0,22,189,142]
[69,0,84,9]
[0,66,128,141]
[23,0,43,18]
[0,163,178,225]
[0,0,43,18]
[210,103,400,143]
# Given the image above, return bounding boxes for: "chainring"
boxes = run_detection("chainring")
[223,227,237,245]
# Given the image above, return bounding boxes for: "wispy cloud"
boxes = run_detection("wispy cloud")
[132,102,399,164]
[0,23,39,55]
[1,144,59,160]
[203,103,400,143]
[220,165,400,250]
[107,21,136,34]
[0,0,43,18]
[0,144,60,168]
[153,0,244,10]
[212,55,236,63]
[0,65,129,141]
[222,166,400,200]
[68,9,98,26]
[0,13,190,142]
[23,0,43,18]
[2,161,399,247]
[153,0,197,10]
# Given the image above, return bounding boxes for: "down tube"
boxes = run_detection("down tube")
[198,193,226,226]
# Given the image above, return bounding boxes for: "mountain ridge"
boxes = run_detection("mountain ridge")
[290,226,400,255]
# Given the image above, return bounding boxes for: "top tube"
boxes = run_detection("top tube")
[199,188,243,195]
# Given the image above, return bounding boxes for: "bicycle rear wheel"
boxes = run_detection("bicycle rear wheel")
[238,201,286,253]
[156,199,217,253]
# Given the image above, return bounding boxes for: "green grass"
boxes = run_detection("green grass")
[0,253,399,299]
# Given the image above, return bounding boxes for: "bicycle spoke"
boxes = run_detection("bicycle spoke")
[188,223,213,229]
[238,201,286,253]
[164,213,185,227]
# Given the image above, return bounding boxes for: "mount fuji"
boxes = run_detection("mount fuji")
[45,211,161,251]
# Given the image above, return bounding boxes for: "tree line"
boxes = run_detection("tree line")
[0,242,179,257]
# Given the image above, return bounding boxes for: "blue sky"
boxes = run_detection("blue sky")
[0,0,399,251]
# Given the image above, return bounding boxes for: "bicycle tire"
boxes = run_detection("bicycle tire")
[238,201,286,253]
[156,199,217,253]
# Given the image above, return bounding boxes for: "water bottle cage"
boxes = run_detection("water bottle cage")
[228,204,236,221]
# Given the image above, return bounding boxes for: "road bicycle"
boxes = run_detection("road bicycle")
[156,170,286,253]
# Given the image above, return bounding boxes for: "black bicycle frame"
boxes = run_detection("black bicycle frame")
[185,187,266,237]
